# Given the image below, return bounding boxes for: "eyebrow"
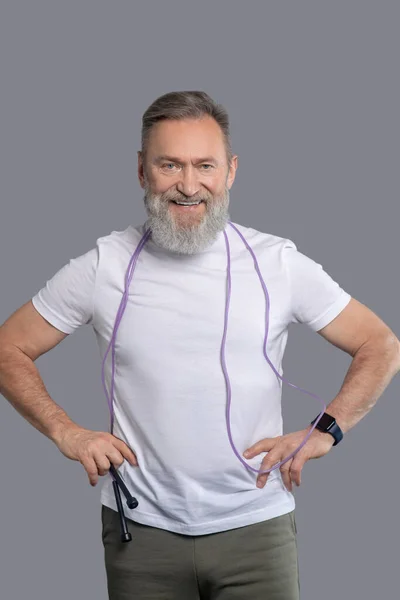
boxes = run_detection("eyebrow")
[153,155,219,166]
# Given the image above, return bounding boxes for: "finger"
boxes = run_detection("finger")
[257,453,283,487]
[81,456,100,487]
[112,436,138,466]
[105,450,126,471]
[244,437,278,458]
[290,455,308,486]
[92,451,111,476]
[280,460,294,492]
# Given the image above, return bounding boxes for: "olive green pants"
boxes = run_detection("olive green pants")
[101,504,300,599]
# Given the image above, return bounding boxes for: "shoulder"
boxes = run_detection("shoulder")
[228,221,296,255]
[94,223,146,254]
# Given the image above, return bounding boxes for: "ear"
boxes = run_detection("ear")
[138,151,145,189]
[227,155,238,189]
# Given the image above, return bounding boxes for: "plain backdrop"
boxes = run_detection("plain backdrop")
[0,2,399,599]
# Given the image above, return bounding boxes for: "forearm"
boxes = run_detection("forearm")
[0,345,79,444]
[325,336,400,434]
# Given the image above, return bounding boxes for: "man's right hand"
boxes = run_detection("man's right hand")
[54,426,138,486]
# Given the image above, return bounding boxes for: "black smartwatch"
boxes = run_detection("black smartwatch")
[310,412,343,446]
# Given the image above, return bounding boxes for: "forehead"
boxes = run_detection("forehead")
[148,117,225,158]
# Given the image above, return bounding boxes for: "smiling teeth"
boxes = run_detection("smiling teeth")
[174,201,201,205]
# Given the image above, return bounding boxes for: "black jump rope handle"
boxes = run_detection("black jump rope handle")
[109,464,139,543]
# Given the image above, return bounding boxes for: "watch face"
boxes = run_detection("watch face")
[317,413,336,430]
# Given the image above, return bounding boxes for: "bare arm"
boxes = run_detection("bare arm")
[0,344,80,443]
[0,300,137,486]
[0,300,78,443]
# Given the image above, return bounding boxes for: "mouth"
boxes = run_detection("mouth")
[169,200,205,211]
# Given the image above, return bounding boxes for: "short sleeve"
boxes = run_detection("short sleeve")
[31,246,98,334]
[284,239,352,332]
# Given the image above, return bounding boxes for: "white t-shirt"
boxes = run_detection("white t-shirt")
[31,221,351,535]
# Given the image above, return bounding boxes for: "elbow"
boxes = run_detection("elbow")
[392,336,400,374]
[397,339,400,374]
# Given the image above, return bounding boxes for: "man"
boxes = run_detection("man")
[0,90,399,600]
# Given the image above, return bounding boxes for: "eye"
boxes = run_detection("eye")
[160,163,213,171]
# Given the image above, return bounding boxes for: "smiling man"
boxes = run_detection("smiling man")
[140,115,235,255]
[1,90,399,600]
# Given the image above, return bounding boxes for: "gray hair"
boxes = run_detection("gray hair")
[141,90,233,169]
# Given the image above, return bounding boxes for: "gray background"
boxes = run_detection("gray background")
[1,1,399,598]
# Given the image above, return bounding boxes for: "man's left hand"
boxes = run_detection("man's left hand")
[243,427,335,491]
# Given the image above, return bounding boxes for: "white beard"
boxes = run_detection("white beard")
[142,183,231,255]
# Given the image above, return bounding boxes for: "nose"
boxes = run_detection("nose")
[175,166,201,198]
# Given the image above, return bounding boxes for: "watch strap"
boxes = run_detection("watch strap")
[310,412,344,446]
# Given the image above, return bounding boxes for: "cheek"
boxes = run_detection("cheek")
[150,175,177,195]
[200,177,223,196]
[213,174,229,191]
[154,185,170,196]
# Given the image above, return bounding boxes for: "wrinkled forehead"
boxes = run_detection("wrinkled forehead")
[146,117,226,163]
